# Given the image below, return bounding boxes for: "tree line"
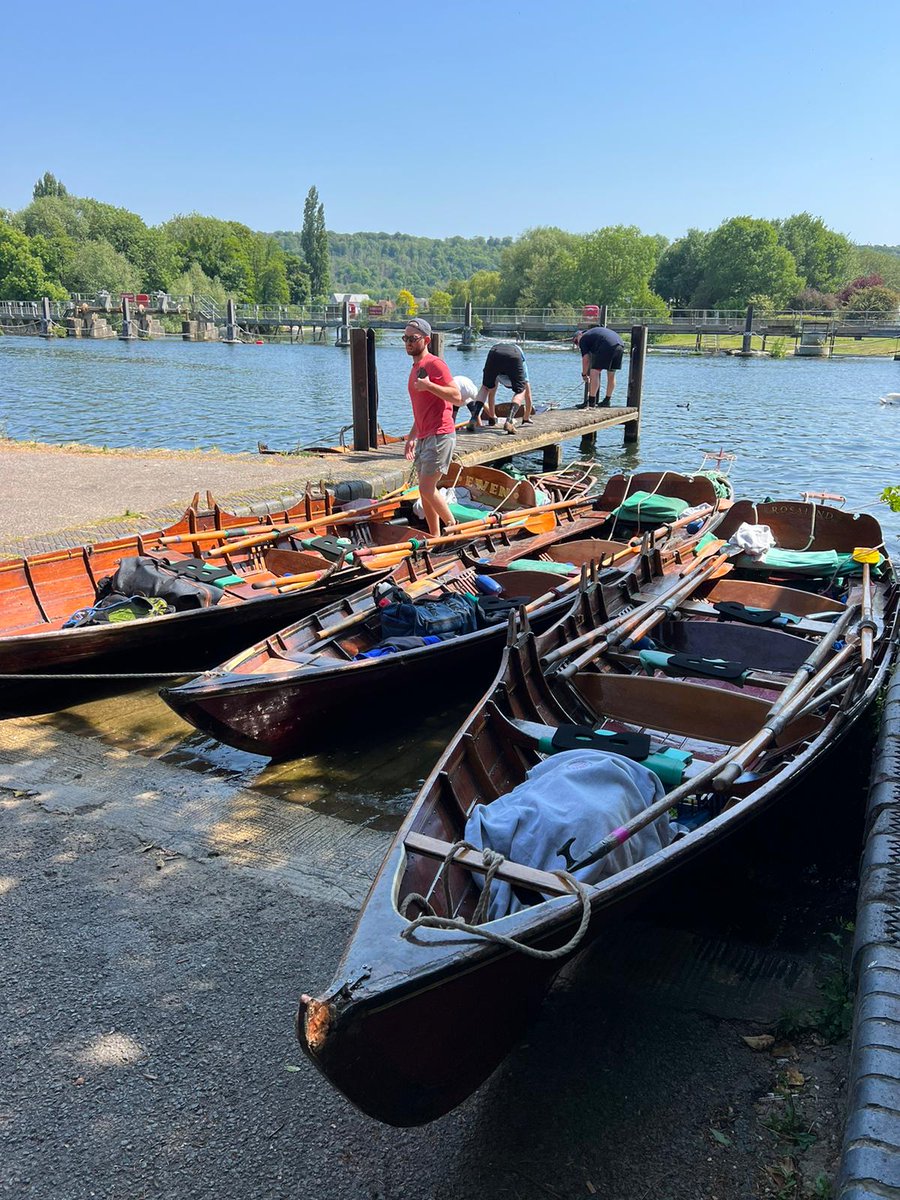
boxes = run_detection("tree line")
[1,173,898,320]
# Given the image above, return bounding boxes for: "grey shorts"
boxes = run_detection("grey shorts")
[415,433,456,478]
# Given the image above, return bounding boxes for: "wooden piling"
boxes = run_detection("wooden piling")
[119,295,134,340]
[624,325,647,446]
[461,300,475,348]
[224,298,239,344]
[350,328,371,450]
[366,328,379,444]
[741,303,754,354]
[598,304,608,327]
[336,300,351,347]
[431,330,444,358]
[542,443,562,471]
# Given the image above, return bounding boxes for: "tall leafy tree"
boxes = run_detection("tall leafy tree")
[575,225,666,308]
[775,213,852,294]
[32,172,68,199]
[0,224,66,299]
[313,201,330,299]
[692,217,803,308]
[284,252,310,304]
[652,229,710,306]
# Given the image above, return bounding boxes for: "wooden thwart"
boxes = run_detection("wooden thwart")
[404,833,574,898]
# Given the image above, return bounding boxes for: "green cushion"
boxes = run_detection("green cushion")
[612,491,689,524]
[449,502,494,524]
[506,559,578,575]
[739,549,840,576]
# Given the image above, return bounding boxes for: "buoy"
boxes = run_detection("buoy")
[255,339,264,345]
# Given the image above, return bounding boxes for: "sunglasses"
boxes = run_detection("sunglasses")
[401,334,424,343]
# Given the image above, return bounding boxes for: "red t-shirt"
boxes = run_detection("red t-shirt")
[408,353,456,437]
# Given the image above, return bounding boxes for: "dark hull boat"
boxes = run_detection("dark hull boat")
[294,499,897,1125]
[0,488,454,712]
[161,471,727,758]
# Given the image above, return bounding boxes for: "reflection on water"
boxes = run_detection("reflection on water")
[40,683,472,832]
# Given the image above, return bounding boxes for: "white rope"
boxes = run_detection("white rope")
[399,840,593,960]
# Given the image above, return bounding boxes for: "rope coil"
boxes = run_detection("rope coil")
[399,839,593,960]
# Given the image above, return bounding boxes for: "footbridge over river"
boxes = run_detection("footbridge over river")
[1,296,898,354]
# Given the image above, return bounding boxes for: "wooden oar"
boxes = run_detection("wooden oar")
[557,621,861,874]
[852,547,880,665]
[711,603,859,791]
[544,540,729,672]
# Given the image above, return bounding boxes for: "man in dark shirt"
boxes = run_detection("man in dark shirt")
[574,326,625,407]
[466,341,534,434]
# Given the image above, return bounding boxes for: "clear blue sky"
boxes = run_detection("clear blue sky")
[2,0,897,244]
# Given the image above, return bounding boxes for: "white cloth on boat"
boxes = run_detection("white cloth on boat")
[463,749,671,921]
[726,521,776,560]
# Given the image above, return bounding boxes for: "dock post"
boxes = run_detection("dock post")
[224,298,240,344]
[366,327,379,445]
[598,304,608,327]
[542,443,562,471]
[624,325,647,446]
[119,295,136,340]
[460,300,475,348]
[350,328,372,451]
[336,300,351,347]
[741,303,754,354]
[40,296,52,338]
[430,330,444,358]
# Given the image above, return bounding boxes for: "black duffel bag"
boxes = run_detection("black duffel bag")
[97,556,225,610]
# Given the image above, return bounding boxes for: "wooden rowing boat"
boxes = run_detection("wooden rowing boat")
[293,499,897,1125]
[160,471,727,758]
[0,488,437,710]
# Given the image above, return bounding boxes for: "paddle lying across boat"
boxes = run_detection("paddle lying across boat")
[161,471,729,758]
[294,497,897,1126]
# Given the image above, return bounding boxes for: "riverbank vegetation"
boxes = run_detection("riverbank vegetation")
[1,173,898,328]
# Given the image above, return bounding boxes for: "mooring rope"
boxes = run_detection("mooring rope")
[399,839,593,960]
[0,670,213,681]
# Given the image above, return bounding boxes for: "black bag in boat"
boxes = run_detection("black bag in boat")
[97,556,227,611]
[474,595,530,626]
[380,593,479,640]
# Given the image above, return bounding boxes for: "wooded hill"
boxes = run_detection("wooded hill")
[272,230,511,295]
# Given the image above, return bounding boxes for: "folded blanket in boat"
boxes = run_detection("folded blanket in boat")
[97,556,228,610]
[504,559,577,575]
[611,491,689,525]
[464,749,671,920]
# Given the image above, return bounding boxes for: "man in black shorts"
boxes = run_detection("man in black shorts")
[466,341,534,435]
[573,326,625,407]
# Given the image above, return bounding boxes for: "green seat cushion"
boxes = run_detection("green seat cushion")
[506,559,578,575]
[449,502,494,524]
[612,491,689,524]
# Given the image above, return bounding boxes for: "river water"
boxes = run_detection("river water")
[2,333,899,821]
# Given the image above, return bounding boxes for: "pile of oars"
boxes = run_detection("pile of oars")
[517,548,872,875]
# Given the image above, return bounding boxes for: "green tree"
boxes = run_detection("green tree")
[844,285,900,319]
[497,227,579,307]
[169,263,228,307]
[16,195,88,243]
[300,186,330,299]
[575,225,666,309]
[64,238,141,295]
[32,171,68,199]
[0,225,67,299]
[284,252,311,304]
[245,232,289,303]
[428,289,452,316]
[652,229,710,306]
[776,213,852,294]
[692,217,803,308]
[397,289,417,317]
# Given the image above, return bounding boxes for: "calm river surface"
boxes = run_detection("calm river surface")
[2,333,898,537]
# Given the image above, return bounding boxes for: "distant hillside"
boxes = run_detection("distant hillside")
[271,230,511,296]
[858,244,900,258]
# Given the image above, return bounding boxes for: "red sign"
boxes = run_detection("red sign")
[121,293,136,303]
[582,304,600,319]
[136,294,150,307]
[368,304,384,316]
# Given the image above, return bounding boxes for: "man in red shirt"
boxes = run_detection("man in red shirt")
[403,317,460,535]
